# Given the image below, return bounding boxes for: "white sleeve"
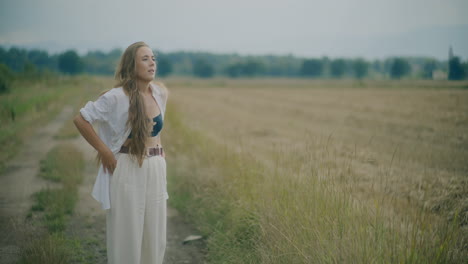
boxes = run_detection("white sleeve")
[79,92,112,124]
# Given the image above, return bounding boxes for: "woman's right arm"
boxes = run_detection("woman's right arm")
[73,113,117,174]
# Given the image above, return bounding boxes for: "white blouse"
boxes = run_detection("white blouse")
[79,82,167,210]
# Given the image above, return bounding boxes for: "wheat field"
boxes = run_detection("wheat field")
[163,78,468,263]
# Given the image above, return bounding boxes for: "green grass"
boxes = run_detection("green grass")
[19,143,85,263]
[30,188,79,232]
[38,143,84,184]
[34,143,84,232]
[0,74,110,174]
[0,77,66,173]
[17,228,96,264]
[164,101,465,263]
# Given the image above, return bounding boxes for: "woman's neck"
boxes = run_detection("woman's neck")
[136,80,152,95]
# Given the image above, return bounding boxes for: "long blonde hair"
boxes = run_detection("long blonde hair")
[96,41,153,167]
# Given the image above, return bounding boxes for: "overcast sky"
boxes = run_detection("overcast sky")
[1,0,467,60]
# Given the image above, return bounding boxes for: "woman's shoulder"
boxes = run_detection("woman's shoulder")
[98,87,126,99]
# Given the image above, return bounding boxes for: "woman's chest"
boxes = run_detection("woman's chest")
[142,95,161,117]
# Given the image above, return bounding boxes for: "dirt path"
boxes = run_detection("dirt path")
[0,105,206,264]
[0,105,74,264]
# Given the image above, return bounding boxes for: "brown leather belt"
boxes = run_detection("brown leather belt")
[119,145,164,157]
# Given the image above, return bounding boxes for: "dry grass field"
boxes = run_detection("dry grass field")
[163,78,468,263]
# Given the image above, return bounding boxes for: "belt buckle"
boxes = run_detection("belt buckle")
[146,148,151,157]
[146,147,155,157]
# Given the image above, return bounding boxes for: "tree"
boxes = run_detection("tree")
[0,47,6,64]
[27,49,50,69]
[243,59,265,77]
[157,57,172,77]
[193,59,214,78]
[0,63,14,94]
[353,59,369,79]
[390,58,411,79]
[225,63,243,78]
[300,59,323,77]
[448,56,465,80]
[58,50,83,74]
[22,62,39,79]
[263,55,300,77]
[330,59,347,78]
[224,59,265,78]
[464,61,468,80]
[422,59,436,79]
[5,47,28,72]
[108,48,122,58]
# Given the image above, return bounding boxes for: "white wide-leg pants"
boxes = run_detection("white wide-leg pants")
[106,153,169,264]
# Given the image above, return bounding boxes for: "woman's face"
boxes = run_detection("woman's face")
[135,46,156,82]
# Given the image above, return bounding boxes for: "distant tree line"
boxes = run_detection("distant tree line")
[1,46,467,84]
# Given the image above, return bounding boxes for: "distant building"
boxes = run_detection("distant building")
[433,70,447,80]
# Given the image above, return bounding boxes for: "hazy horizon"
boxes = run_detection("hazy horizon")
[1,0,468,60]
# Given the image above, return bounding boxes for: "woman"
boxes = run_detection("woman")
[73,41,169,264]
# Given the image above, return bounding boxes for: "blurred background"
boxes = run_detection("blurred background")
[1,0,467,80]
